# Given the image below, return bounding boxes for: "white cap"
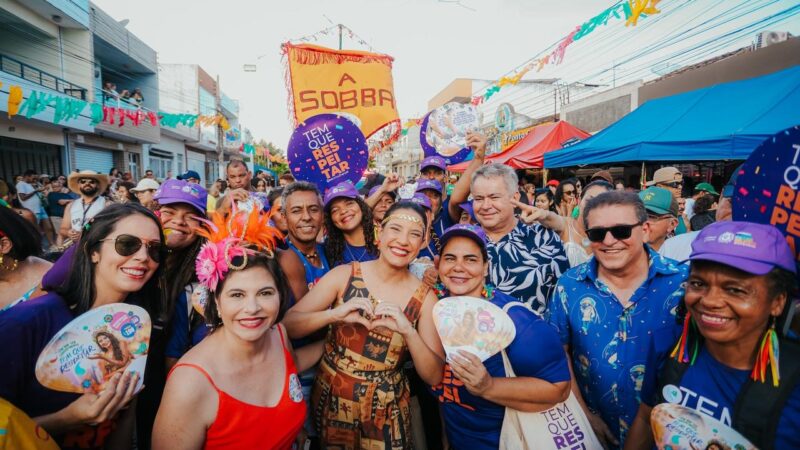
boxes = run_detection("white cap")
[130,178,160,192]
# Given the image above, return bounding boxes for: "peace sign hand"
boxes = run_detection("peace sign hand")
[510,199,549,225]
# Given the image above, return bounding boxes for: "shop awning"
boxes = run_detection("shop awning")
[447,121,590,172]
[544,65,800,168]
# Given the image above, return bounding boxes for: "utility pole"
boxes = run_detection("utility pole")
[338,24,343,50]
[216,74,223,181]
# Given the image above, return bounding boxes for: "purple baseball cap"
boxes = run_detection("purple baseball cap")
[416,179,443,195]
[440,223,488,257]
[690,221,796,275]
[421,156,447,172]
[368,185,397,200]
[459,201,476,221]
[408,193,432,211]
[154,179,208,215]
[324,181,359,209]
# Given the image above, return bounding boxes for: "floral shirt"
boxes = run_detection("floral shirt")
[546,247,688,447]
[485,220,569,315]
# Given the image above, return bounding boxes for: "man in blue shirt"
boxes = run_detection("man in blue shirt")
[547,190,688,449]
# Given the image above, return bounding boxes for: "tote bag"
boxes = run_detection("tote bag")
[498,302,602,450]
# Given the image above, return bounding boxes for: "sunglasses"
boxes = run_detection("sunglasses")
[659,181,683,188]
[563,190,576,196]
[78,178,98,185]
[585,222,643,243]
[100,234,163,262]
[647,213,674,221]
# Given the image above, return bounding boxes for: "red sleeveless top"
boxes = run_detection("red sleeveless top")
[169,325,307,450]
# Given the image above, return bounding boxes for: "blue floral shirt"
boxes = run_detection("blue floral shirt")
[485,220,569,315]
[546,247,688,447]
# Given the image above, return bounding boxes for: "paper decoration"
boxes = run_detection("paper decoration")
[733,125,800,271]
[650,403,755,450]
[282,43,400,151]
[433,296,516,362]
[288,113,368,192]
[7,85,23,119]
[470,0,662,104]
[35,304,151,394]
[422,102,481,164]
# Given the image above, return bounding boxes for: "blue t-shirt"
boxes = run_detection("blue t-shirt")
[339,242,378,267]
[645,347,800,449]
[165,286,210,359]
[419,198,455,260]
[546,248,688,447]
[431,292,571,450]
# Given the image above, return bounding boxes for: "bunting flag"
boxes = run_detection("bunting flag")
[8,86,232,132]
[470,0,662,105]
[282,43,400,151]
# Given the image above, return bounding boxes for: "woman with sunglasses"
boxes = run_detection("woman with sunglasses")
[0,206,52,311]
[0,203,166,449]
[554,178,579,218]
[284,201,445,449]
[625,222,800,450]
[153,208,320,450]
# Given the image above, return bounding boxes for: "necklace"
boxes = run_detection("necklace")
[345,244,368,262]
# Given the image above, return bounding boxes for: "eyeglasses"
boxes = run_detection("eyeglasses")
[99,234,163,262]
[659,181,683,189]
[563,190,576,196]
[78,178,98,185]
[647,213,674,221]
[585,222,643,243]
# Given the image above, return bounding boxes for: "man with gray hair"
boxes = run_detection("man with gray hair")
[471,163,569,314]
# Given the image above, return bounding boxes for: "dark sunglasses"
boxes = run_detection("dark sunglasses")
[660,181,683,188]
[100,234,163,262]
[586,222,643,243]
[78,178,98,185]
[563,190,576,196]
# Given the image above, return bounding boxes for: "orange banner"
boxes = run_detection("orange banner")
[282,43,400,147]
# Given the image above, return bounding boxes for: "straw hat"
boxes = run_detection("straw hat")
[67,170,109,194]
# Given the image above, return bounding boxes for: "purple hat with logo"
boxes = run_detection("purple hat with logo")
[368,185,397,200]
[459,201,476,221]
[440,223,488,257]
[690,221,796,275]
[415,179,443,195]
[154,179,208,215]
[324,181,359,209]
[408,193,432,211]
[421,156,447,172]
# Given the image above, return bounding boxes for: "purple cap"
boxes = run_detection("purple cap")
[415,179,443,195]
[690,221,796,275]
[324,181,359,208]
[459,201,476,221]
[154,179,208,215]
[409,193,432,211]
[440,223,488,256]
[368,185,397,200]
[421,156,447,172]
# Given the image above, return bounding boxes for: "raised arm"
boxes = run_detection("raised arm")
[448,132,487,222]
[512,199,567,232]
[365,173,403,209]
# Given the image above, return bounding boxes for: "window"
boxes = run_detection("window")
[128,153,139,177]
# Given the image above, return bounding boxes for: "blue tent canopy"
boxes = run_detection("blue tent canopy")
[544,65,800,168]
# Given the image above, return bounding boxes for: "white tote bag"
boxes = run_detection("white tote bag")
[498,303,603,450]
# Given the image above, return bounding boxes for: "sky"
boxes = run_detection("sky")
[92,0,800,151]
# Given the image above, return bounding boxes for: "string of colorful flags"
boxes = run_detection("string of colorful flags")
[3,83,231,131]
[470,0,662,105]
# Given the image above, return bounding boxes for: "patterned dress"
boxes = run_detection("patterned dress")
[312,261,428,450]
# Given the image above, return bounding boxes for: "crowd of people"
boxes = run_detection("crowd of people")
[0,131,797,450]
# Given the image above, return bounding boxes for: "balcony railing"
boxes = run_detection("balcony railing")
[0,53,87,100]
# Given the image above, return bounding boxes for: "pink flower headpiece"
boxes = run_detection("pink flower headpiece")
[193,203,283,291]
